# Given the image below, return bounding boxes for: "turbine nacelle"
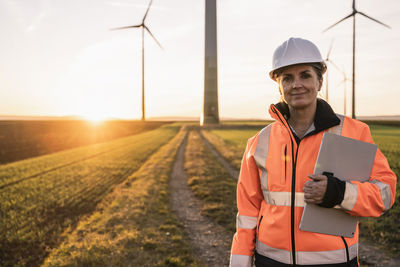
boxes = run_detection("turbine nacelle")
[110,0,162,49]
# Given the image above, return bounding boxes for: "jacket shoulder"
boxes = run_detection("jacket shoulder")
[245,123,276,155]
[342,116,369,130]
[341,115,371,140]
[248,122,277,142]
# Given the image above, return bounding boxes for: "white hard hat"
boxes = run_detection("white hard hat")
[269,37,326,80]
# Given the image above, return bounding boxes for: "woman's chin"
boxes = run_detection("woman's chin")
[288,100,314,110]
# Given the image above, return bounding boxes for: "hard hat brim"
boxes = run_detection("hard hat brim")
[269,61,327,81]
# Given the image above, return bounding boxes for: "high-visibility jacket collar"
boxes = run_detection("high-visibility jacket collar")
[269,98,340,138]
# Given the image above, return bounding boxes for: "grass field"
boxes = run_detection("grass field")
[201,127,264,170]
[0,124,179,267]
[43,129,202,267]
[0,120,167,164]
[203,123,400,255]
[184,130,237,233]
[1,120,398,266]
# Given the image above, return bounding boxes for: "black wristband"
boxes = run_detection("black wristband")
[318,172,346,208]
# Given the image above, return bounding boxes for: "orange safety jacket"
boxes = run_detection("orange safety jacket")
[230,99,396,267]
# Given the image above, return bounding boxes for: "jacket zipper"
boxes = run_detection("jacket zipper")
[291,141,300,266]
[340,236,350,263]
[272,107,299,266]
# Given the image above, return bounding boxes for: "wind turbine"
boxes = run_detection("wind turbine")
[324,39,335,103]
[202,0,220,125]
[323,0,390,119]
[330,62,350,116]
[337,70,349,116]
[111,0,163,121]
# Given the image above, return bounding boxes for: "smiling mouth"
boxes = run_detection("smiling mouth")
[291,92,307,96]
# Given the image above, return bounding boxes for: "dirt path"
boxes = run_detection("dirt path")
[358,240,400,267]
[200,132,400,267]
[170,132,232,266]
[198,130,239,180]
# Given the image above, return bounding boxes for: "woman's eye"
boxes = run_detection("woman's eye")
[301,74,311,79]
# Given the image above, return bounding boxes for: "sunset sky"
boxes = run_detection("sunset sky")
[1,0,400,120]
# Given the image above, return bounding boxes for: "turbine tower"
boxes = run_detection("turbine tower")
[324,39,335,103]
[323,0,390,119]
[202,0,219,125]
[330,61,350,116]
[111,0,163,121]
[337,70,349,116]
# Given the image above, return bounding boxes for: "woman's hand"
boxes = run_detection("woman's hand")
[303,174,328,204]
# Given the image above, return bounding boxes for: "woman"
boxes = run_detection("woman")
[230,37,396,267]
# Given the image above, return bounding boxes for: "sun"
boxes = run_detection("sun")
[83,116,105,125]
[74,95,127,123]
[82,113,110,124]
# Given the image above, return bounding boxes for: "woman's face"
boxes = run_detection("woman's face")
[276,64,322,110]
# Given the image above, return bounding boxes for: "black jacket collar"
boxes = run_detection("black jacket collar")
[274,98,340,137]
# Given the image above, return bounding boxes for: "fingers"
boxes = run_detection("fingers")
[304,191,324,203]
[304,192,324,204]
[308,174,327,181]
[304,180,314,186]
[303,175,328,204]
[304,196,324,204]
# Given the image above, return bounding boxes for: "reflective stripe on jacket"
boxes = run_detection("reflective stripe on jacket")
[230,99,396,267]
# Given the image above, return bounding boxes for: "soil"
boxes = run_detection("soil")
[170,128,400,267]
[170,133,232,266]
[358,240,400,267]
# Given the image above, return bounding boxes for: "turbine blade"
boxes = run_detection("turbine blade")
[323,13,354,32]
[145,25,163,49]
[110,25,141,31]
[358,11,391,29]
[343,71,349,81]
[143,0,153,22]
[353,0,356,11]
[328,59,344,74]
[336,79,346,87]
[326,38,334,59]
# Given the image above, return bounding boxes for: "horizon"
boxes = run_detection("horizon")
[1,114,400,122]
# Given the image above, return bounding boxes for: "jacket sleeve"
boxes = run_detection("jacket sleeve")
[338,124,397,217]
[230,136,264,267]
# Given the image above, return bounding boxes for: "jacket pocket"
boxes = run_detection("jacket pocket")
[266,141,289,189]
[257,215,264,236]
[281,144,287,184]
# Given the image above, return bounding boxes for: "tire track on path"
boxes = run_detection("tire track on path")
[200,130,400,267]
[198,130,239,180]
[170,131,232,267]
